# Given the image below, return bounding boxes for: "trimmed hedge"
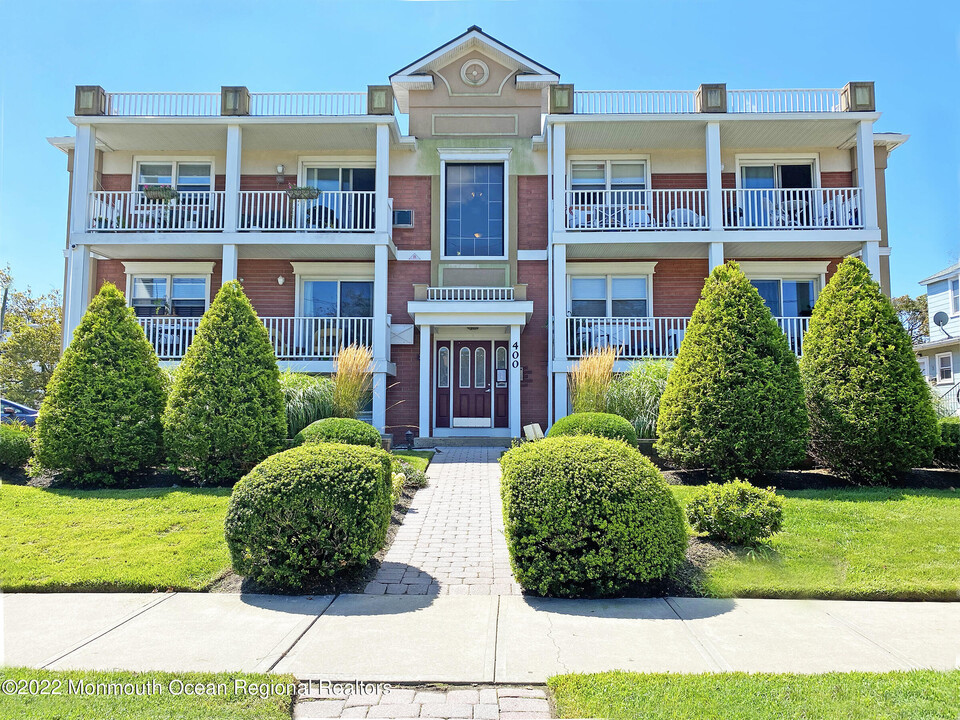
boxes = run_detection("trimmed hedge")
[32,283,165,486]
[163,281,287,485]
[936,417,960,468]
[293,417,381,448]
[0,424,32,469]
[500,436,687,597]
[800,258,939,483]
[224,442,392,588]
[547,412,639,447]
[656,262,808,480]
[686,480,784,545]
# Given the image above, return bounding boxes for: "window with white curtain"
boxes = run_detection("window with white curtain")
[937,353,954,384]
[137,161,212,192]
[131,275,207,317]
[570,276,648,317]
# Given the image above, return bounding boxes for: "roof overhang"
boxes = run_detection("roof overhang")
[407,299,534,326]
[914,337,960,352]
[919,263,960,285]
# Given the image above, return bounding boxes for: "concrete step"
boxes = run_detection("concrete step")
[414,437,512,448]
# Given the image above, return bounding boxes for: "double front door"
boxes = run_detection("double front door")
[436,340,509,430]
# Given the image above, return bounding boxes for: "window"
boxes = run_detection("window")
[570,160,647,193]
[301,280,373,317]
[570,276,649,317]
[951,278,959,315]
[445,163,504,257]
[131,275,207,317]
[750,279,816,317]
[459,348,471,388]
[740,162,814,190]
[304,167,375,193]
[437,346,450,388]
[937,353,954,384]
[475,347,487,388]
[918,356,929,379]
[137,161,212,192]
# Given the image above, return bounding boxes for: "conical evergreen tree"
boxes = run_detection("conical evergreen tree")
[33,283,165,485]
[163,281,286,484]
[800,257,938,482]
[655,261,808,479]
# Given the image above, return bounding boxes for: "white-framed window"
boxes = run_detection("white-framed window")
[750,279,817,317]
[135,159,213,192]
[569,276,649,317]
[300,280,373,317]
[736,156,820,190]
[130,275,208,317]
[302,165,376,192]
[951,277,959,315]
[437,347,450,388]
[568,159,648,193]
[936,353,954,384]
[444,163,505,258]
[917,356,930,380]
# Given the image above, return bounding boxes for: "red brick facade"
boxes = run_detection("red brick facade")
[517,176,548,250]
[386,261,430,436]
[517,261,548,429]
[389,177,432,251]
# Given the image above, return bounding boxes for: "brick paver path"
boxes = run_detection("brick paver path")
[364,447,521,596]
[295,684,552,719]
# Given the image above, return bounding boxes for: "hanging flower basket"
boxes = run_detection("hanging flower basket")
[143,185,179,202]
[286,185,320,201]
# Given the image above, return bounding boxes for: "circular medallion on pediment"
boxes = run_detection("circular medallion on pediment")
[460,59,489,87]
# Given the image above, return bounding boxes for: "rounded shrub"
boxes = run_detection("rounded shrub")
[800,258,939,483]
[656,262,808,480]
[32,283,165,486]
[686,480,784,545]
[163,281,287,485]
[935,417,960,469]
[500,435,687,597]
[0,424,32,469]
[224,442,392,589]
[547,411,639,447]
[293,417,381,448]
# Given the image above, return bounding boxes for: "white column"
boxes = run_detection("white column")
[856,119,879,231]
[509,324,522,438]
[71,124,96,234]
[221,244,238,284]
[224,124,241,232]
[705,121,723,231]
[862,241,881,279]
[64,244,92,344]
[552,243,567,360]
[418,324,431,439]
[551,123,567,231]
[372,244,389,361]
[375,123,390,235]
[553,372,568,425]
[708,242,724,270]
[372,372,386,435]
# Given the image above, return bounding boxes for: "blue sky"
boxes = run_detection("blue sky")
[0,0,957,297]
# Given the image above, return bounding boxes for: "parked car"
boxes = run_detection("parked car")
[1,398,38,426]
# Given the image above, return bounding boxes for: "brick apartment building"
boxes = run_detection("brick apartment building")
[51,27,905,443]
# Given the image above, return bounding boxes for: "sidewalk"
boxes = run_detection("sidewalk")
[4,592,959,681]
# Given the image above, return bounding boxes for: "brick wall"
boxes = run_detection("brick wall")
[651,173,707,189]
[820,172,854,188]
[236,259,295,315]
[239,175,285,192]
[389,176,432,251]
[386,260,430,436]
[652,259,710,316]
[517,176,548,250]
[518,260,548,429]
[101,174,131,191]
[94,259,223,302]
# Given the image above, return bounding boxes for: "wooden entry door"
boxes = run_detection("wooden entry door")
[452,340,491,427]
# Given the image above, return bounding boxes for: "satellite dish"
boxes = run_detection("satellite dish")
[933,311,949,328]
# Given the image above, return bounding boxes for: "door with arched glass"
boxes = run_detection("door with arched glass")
[450,340,492,427]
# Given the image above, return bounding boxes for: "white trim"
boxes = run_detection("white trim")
[734,153,822,190]
[131,156,216,191]
[950,276,960,316]
[122,261,215,275]
[737,260,830,278]
[289,261,374,279]
[437,148,513,162]
[567,261,658,275]
[396,250,431,261]
[918,356,930,379]
[452,417,492,428]
[936,352,954,385]
[566,272,652,318]
[566,154,651,192]
[517,250,547,261]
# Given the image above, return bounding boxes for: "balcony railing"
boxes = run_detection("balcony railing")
[722,188,862,229]
[426,287,515,301]
[238,190,376,232]
[137,316,373,360]
[565,189,708,231]
[89,191,226,232]
[573,88,843,115]
[566,316,811,359]
[104,91,366,117]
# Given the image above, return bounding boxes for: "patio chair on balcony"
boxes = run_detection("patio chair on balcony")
[667,207,704,228]
[818,194,860,228]
[622,207,655,229]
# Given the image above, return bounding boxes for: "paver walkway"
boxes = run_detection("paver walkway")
[364,447,521,596]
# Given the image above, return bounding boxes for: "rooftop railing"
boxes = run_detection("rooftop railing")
[103,91,367,117]
[574,88,845,115]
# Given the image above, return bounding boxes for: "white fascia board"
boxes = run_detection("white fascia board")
[515,74,560,88]
[737,260,831,277]
[390,74,435,90]
[406,300,534,327]
[73,232,392,246]
[122,260,215,274]
[69,115,399,129]
[545,111,882,124]
[396,250,431,261]
[517,250,547,261]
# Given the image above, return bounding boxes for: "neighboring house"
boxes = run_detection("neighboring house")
[50,26,907,442]
[914,262,960,415]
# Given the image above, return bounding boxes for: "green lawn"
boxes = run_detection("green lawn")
[549,670,960,720]
[391,449,434,474]
[0,669,294,720]
[671,486,960,600]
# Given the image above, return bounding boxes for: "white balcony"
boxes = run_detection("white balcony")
[565,189,708,231]
[88,191,226,232]
[426,287,515,301]
[137,316,373,361]
[104,91,367,117]
[565,316,810,359]
[238,191,376,233]
[573,88,842,115]
[722,188,863,230]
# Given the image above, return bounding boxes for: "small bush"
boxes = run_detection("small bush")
[608,360,672,439]
[333,345,373,419]
[395,458,428,489]
[656,262,808,480]
[569,347,617,412]
[0,423,32,469]
[224,443,392,588]
[279,372,335,437]
[936,417,960,468]
[800,258,939,483]
[500,435,687,597]
[686,480,784,545]
[294,417,381,448]
[547,412,639,447]
[32,283,166,486]
[163,281,286,485]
